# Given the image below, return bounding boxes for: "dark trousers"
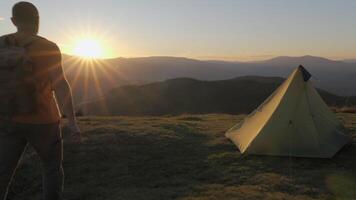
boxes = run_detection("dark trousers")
[0,122,63,200]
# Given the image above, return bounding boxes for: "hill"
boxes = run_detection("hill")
[8,114,356,200]
[79,76,356,116]
[257,55,341,65]
[343,59,356,63]
[62,55,356,105]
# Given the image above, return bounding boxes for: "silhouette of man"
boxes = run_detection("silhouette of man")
[0,2,81,200]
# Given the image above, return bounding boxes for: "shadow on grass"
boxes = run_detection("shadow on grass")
[8,122,221,200]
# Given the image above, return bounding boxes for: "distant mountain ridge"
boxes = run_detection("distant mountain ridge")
[258,55,342,65]
[61,55,356,107]
[79,76,356,116]
[342,59,356,63]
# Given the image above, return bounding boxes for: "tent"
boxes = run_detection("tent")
[226,66,351,158]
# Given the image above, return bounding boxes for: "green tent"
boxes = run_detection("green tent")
[226,66,351,158]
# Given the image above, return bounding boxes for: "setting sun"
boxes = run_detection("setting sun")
[73,38,104,59]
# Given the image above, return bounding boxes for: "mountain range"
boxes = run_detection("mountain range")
[343,59,356,63]
[61,55,356,107]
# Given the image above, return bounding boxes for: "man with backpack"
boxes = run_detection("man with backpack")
[0,2,81,200]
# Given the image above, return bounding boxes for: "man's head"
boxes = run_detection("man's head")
[11,1,39,34]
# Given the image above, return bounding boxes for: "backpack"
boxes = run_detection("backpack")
[0,36,40,117]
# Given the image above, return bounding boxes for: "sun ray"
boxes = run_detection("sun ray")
[89,61,109,115]
[62,56,85,74]
[69,63,85,91]
[100,59,131,85]
[83,60,91,102]
[93,59,119,86]
[55,23,127,114]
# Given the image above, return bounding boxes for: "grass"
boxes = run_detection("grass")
[6,113,356,200]
[333,107,356,114]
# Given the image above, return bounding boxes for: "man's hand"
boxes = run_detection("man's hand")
[67,121,82,144]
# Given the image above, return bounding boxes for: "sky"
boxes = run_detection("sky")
[0,0,355,61]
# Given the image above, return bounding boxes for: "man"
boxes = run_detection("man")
[0,2,81,200]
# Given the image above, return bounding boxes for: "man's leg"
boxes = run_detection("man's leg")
[27,123,63,200]
[0,129,27,200]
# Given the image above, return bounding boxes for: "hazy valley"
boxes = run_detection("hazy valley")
[62,55,356,115]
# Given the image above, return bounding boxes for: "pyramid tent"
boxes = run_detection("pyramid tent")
[226,66,351,158]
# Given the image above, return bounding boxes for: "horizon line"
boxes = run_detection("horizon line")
[61,53,356,63]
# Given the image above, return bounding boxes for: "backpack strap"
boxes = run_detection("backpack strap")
[0,37,8,48]
[18,36,42,49]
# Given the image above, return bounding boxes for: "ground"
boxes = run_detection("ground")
[7,114,356,200]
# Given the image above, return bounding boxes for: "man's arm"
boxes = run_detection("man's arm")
[46,43,81,142]
[53,76,81,139]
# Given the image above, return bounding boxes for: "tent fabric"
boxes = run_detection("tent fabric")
[226,66,351,158]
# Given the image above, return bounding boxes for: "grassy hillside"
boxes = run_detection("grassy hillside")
[7,114,356,200]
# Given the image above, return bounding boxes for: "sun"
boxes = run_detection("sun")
[60,24,119,59]
[73,38,104,59]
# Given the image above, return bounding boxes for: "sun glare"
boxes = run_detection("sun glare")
[73,38,104,59]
